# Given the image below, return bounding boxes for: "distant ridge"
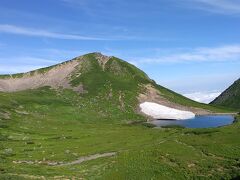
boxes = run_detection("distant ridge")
[211,78,240,110]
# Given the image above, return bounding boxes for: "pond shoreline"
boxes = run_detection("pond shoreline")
[202,112,238,115]
[149,114,235,128]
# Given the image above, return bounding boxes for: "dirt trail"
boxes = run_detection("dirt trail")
[58,152,116,166]
[13,152,117,167]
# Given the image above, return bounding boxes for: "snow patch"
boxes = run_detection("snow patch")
[140,102,195,120]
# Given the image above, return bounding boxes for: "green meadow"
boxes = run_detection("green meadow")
[0,87,239,179]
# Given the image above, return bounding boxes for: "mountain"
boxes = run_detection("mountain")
[211,78,240,110]
[1,52,239,179]
[0,52,221,115]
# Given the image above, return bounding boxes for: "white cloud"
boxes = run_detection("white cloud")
[0,65,45,74]
[0,57,58,74]
[131,45,240,65]
[155,73,240,93]
[38,48,89,59]
[183,91,221,103]
[0,57,58,65]
[185,0,240,14]
[0,24,111,41]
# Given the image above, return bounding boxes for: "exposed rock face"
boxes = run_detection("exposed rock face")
[0,53,109,92]
[0,60,79,92]
[94,52,111,70]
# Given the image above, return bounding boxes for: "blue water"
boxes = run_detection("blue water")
[151,115,234,128]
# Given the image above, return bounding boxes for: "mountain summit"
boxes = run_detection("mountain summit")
[0,52,218,116]
[0,52,150,92]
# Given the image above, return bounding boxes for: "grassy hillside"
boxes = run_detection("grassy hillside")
[0,53,239,179]
[211,78,240,110]
[70,53,151,96]
[0,87,239,179]
[0,53,228,112]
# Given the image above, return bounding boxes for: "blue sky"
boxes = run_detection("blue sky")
[0,0,240,103]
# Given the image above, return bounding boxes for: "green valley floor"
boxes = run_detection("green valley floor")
[0,88,239,179]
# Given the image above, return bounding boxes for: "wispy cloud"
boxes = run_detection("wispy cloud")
[0,57,58,65]
[0,57,58,74]
[130,45,240,65]
[183,91,221,103]
[0,24,115,41]
[156,72,240,93]
[0,65,44,74]
[38,48,88,58]
[183,0,240,14]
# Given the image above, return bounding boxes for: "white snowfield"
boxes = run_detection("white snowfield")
[140,102,195,120]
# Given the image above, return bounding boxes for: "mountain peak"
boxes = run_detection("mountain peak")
[0,52,221,118]
[73,52,111,68]
[0,53,146,93]
[92,52,105,56]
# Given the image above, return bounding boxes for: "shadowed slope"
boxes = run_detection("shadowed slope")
[211,78,240,110]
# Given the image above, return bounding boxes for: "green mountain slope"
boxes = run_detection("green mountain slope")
[0,52,226,113]
[1,53,239,179]
[211,78,240,110]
